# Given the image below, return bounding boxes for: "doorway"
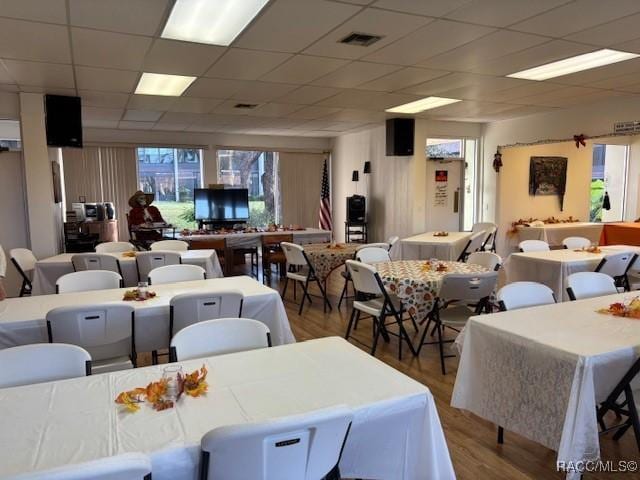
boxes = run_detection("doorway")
[590,144,628,222]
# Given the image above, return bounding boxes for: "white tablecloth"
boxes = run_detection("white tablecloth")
[400,232,472,261]
[179,228,332,249]
[31,250,224,295]
[0,337,455,480]
[504,245,640,300]
[516,222,604,246]
[0,276,294,351]
[452,294,640,479]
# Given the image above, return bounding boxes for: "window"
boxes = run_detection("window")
[217,149,279,227]
[426,138,463,159]
[590,144,628,222]
[136,147,203,229]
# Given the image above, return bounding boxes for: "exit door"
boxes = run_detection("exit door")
[426,159,464,231]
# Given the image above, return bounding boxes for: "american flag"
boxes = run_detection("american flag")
[319,158,332,231]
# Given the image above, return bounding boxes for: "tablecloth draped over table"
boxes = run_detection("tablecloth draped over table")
[303,243,361,281]
[0,277,294,351]
[0,337,456,480]
[515,222,603,246]
[31,250,224,295]
[400,232,472,261]
[179,229,332,249]
[452,294,640,480]
[375,260,488,322]
[600,222,640,246]
[504,245,640,301]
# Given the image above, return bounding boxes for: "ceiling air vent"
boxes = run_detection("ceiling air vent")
[234,103,258,109]
[339,32,383,47]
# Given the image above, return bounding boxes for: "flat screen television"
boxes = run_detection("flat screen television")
[194,188,250,222]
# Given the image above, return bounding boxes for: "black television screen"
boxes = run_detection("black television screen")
[44,94,83,148]
[194,188,250,222]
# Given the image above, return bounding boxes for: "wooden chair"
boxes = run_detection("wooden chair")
[261,234,293,284]
[189,238,226,271]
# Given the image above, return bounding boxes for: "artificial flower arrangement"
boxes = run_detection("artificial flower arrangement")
[422,262,448,273]
[326,243,346,250]
[507,216,580,236]
[115,365,208,413]
[121,251,137,258]
[122,289,157,301]
[597,297,640,319]
[433,231,449,237]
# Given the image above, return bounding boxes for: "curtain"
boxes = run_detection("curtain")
[61,147,102,204]
[279,152,326,227]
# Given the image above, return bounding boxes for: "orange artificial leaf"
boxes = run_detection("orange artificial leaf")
[184,365,208,397]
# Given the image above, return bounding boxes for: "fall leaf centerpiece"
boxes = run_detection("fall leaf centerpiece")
[597,297,640,319]
[421,261,448,273]
[433,231,449,237]
[115,364,208,413]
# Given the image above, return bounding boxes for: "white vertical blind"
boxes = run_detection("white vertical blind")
[278,152,326,228]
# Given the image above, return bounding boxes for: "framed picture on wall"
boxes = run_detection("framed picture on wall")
[529,156,568,210]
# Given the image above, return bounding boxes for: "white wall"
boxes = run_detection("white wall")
[331,118,482,243]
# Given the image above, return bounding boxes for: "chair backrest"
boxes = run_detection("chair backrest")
[10,452,152,480]
[595,251,637,278]
[472,222,497,248]
[345,260,383,296]
[200,406,353,480]
[355,247,391,264]
[281,242,307,267]
[189,238,226,251]
[0,343,91,388]
[170,290,244,336]
[71,253,121,274]
[562,236,591,249]
[356,242,389,251]
[95,241,135,253]
[170,318,270,361]
[148,264,206,285]
[150,239,189,252]
[518,239,550,252]
[497,281,556,311]
[466,251,502,271]
[387,236,400,248]
[438,271,498,302]
[136,251,181,281]
[262,234,293,246]
[46,304,134,362]
[56,270,122,294]
[458,231,486,261]
[566,271,618,300]
[9,248,37,273]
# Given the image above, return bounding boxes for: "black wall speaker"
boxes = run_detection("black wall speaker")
[45,95,83,148]
[347,195,366,223]
[386,118,414,156]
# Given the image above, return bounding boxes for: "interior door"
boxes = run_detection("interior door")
[425,159,463,232]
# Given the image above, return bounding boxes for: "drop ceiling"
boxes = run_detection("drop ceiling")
[1,0,640,137]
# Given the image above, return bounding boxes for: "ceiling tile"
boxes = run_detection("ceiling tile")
[82,106,124,121]
[0,0,67,23]
[152,119,190,131]
[118,121,156,130]
[275,85,343,104]
[479,81,565,102]
[75,66,139,93]
[234,0,361,52]
[78,90,131,108]
[312,61,401,88]
[401,72,504,96]
[126,94,176,110]
[564,13,640,46]
[183,78,246,98]
[69,0,170,35]
[613,37,640,54]
[363,20,495,65]
[123,109,163,121]
[18,86,77,96]
[160,112,210,124]
[444,0,571,27]
[204,49,291,80]
[510,85,600,107]
[303,8,432,59]
[510,0,640,37]
[286,105,342,119]
[0,17,71,63]
[166,97,221,114]
[72,28,152,70]
[143,39,225,76]
[588,71,640,89]
[231,81,298,102]
[248,103,305,117]
[372,0,471,17]
[2,60,74,88]
[211,100,258,116]
[262,55,349,84]
[83,118,120,128]
[356,67,449,92]
[322,108,386,122]
[317,89,419,110]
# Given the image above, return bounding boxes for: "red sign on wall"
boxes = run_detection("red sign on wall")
[435,170,448,182]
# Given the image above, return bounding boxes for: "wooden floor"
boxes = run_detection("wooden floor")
[261,267,637,480]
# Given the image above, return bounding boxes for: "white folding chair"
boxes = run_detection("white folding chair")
[56,270,122,294]
[95,241,135,253]
[355,246,391,264]
[518,240,550,252]
[71,253,122,277]
[345,260,417,360]
[200,406,353,480]
[148,264,206,285]
[472,222,497,252]
[387,235,400,258]
[497,281,556,311]
[595,251,637,291]
[281,242,331,315]
[418,271,498,374]
[457,231,486,262]
[566,271,618,300]
[10,452,152,480]
[136,251,181,282]
[46,303,136,373]
[169,290,244,337]
[170,318,271,362]
[356,242,389,251]
[9,248,37,297]
[150,239,189,252]
[467,251,502,271]
[562,236,591,249]
[0,343,91,388]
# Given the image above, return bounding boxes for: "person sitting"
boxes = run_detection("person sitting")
[127,191,169,246]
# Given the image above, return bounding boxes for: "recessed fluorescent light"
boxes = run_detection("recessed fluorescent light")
[507,49,640,81]
[134,73,196,96]
[162,0,269,46]
[386,97,461,114]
